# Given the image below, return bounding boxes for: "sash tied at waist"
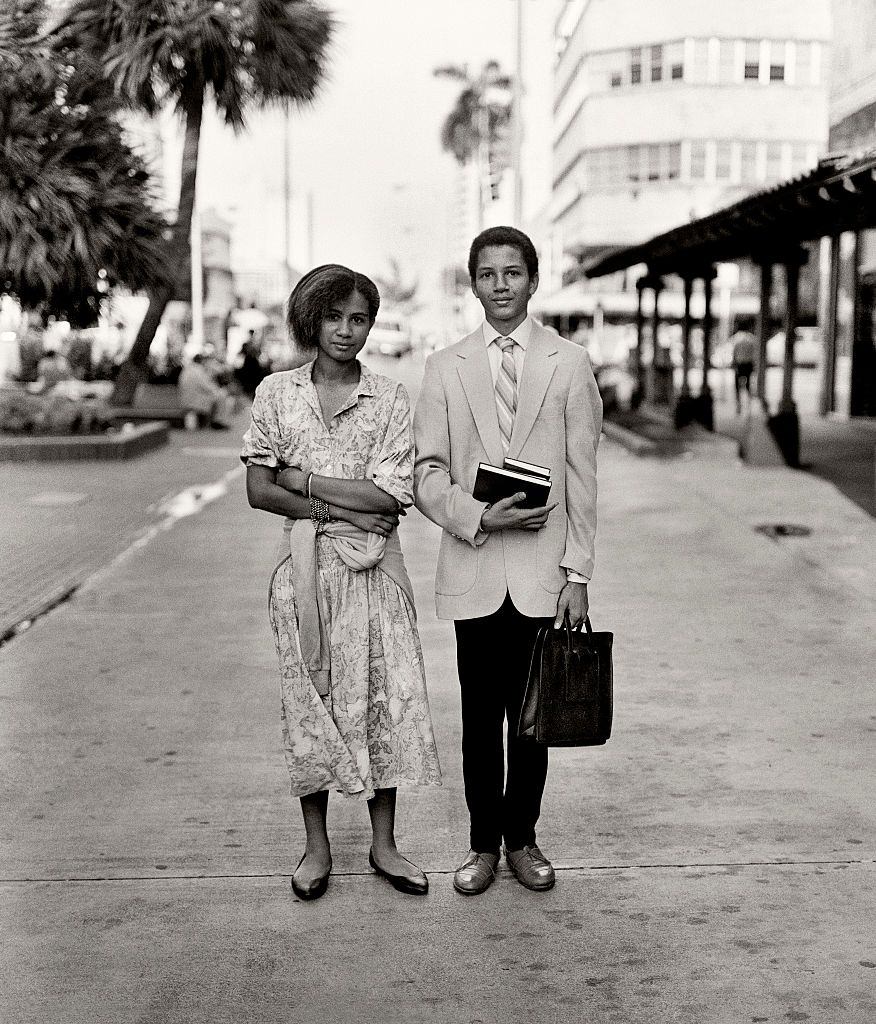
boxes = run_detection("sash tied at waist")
[275,517,415,697]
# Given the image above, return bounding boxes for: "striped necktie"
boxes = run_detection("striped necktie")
[495,336,517,452]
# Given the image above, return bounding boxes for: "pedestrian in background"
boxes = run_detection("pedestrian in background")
[178,353,230,429]
[414,226,602,896]
[36,347,73,391]
[731,329,757,414]
[241,264,441,902]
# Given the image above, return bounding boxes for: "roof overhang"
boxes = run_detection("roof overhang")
[585,150,876,279]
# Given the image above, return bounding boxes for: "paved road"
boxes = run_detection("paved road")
[2,353,875,1023]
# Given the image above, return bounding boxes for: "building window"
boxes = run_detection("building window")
[630,47,642,84]
[769,41,786,81]
[740,141,758,182]
[610,72,622,88]
[790,141,812,175]
[668,143,681,179]
[718,39,736,83]
[667,41,685,80]
[650,45,663,82]
[715,140,733,180]
[690,39,709,83]
[744,40,760,80]
[690,140,707,179]
[765,141,783,180]
[627,144,641,182]
[795,41,813,84]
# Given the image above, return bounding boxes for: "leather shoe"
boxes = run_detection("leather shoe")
[291,853,331,901]
[453,849,499,895]
[504,844,555,891]
[369,849,428,895]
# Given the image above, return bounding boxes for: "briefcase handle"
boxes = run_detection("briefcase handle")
[560,612,594,650]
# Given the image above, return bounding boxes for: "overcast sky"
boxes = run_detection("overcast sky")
[194,0,556,305]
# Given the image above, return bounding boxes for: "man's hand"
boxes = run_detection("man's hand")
[481,493,558,533]
[554,581,588,630]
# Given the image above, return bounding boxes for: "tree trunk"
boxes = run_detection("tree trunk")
[110,91,204,405]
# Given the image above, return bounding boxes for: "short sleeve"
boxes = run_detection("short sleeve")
[240,381,280,468]
[371,384,414,507]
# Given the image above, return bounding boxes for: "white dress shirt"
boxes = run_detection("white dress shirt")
[478,317,588,586]
[481,316,533,384]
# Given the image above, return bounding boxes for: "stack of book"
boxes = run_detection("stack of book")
[473,457,551,508]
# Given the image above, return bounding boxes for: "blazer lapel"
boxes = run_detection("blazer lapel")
[509,324,558,457]
[456,331,504,466]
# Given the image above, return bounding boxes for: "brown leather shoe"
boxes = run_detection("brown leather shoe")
[504,844,556,891]
[453,849,499,895]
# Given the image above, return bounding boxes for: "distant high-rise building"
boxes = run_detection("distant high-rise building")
[829,0,876,152]
[550,0,832,268]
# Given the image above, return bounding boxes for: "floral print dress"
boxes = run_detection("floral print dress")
[241,361,441,800]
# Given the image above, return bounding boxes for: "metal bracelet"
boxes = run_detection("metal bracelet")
[309,497,330,529]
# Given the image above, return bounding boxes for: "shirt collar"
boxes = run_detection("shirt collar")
[481,315,534,351]
[291,358,377,399]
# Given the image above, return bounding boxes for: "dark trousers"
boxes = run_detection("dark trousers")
[454,593,552,854]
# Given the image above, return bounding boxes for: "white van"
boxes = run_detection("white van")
[367,316,412,358]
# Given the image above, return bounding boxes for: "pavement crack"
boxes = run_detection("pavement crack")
[2,857,872,884]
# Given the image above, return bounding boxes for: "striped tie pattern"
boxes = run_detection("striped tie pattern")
[495,336,517,452]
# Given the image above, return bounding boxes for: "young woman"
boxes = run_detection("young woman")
[241,265,440,901]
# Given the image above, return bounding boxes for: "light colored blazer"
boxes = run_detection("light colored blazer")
[413,320,603,620]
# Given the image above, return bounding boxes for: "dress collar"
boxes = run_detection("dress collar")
[290,358,376,420]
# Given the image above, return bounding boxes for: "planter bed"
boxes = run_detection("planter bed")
[0,420,168,461]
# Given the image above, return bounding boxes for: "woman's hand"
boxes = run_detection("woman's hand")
[345,508,401,538]
[276,466,306,494]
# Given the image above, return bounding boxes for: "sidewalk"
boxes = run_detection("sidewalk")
[2,396,875,1021]
[0,410,251,642]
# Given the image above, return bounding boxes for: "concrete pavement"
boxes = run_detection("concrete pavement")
[2,355,875,1023]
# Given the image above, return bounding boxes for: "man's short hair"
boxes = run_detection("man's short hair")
[468,226,538,281]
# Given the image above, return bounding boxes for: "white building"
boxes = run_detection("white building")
[548,0,832,286]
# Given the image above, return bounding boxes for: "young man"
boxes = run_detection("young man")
[413,226,603,895]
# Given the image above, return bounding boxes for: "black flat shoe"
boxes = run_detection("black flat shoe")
[291,853,331,901]
[368,849,428,895]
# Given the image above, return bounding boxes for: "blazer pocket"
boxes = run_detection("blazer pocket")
[435,532,478,596]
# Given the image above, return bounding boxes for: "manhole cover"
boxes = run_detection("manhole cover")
[755,523,812,539]
[28,491,89,507]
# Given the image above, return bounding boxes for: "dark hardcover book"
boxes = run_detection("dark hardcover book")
[473,462,552,508]
[503,457,551,481]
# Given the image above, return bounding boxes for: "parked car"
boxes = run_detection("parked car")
[594,363,640,414]
[367,317,412,358]
[766,327,821,368]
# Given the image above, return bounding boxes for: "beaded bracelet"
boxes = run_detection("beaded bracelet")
[309,497,330,529]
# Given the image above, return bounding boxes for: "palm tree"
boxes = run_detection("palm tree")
[51,0,334,403]
[0,1,170,326]
[436,60,512,166]
[375,258,419,314]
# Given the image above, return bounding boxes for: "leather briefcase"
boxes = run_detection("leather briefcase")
[518,616,613,746]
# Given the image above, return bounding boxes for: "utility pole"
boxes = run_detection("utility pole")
[190,203,203,350]
[512,0,524,225]
[283,109,292,290]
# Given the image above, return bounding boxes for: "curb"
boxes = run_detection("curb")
[600,419,660,456]
[0,421,168,461]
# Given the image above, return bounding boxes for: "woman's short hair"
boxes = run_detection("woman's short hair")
[468,226,539,281]
[285,264,381,349]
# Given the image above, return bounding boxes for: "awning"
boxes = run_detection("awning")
[585,150,876,278]
[534,286,760,319]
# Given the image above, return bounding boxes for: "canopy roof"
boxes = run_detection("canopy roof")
[585,150,876,279]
